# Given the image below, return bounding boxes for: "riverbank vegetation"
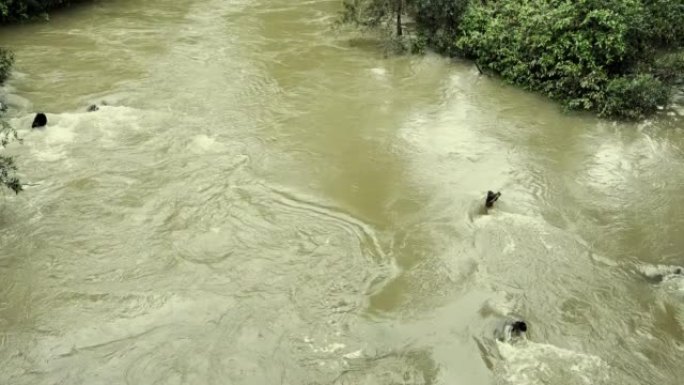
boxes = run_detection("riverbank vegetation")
[340,0,684,120]
[0,122,22,194]
[0,0,86,23]
[0,47,11,84]
[0,48,20,194]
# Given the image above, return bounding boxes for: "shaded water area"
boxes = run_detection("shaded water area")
[1,0,684,384]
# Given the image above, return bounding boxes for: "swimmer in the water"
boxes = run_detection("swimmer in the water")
[485,191,501,208]
[32,113,47,128]
[495,319,528,342]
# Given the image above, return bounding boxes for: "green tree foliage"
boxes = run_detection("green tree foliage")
[0,47,12,84]
[643,0,684,47]
[0,111,22,195]
[456,0,683,119]
[412,0,468,56]
[340,0,406,31]
[339,0,419,53]
[0,0,86,23]
[0,47,20,194]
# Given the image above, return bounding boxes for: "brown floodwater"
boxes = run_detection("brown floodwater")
[1,0,683,384]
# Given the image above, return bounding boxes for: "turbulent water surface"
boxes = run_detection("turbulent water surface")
[1,0,683,384]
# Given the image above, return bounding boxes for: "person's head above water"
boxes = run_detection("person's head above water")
[511,320,527,334]
[494,318,529,342]
[485,191,501,208]
[32,113,47,128]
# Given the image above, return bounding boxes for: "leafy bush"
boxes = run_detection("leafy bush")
[0,112,21,194]
[0,0,87,23]
[0,47,12,84]
[456,0,678,119]
[0,154,22,194]
[0,46,20,194]
[601,74,669,119]
[643,0,684,47]
[413,0,469,56]
[651,52,684,83]
[339,0,394,29]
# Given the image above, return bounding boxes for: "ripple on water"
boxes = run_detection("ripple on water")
[330,349,439,385]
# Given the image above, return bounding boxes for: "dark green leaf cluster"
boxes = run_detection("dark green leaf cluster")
[0,114,22,194]
[339,0,397,29]
[456,0,683,119]
[413,0,469,56]
[0,0,86,23]
[0,46,20,194]
[0,47,12,85]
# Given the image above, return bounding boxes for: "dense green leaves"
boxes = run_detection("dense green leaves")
[413,0,468,56]
[0,47,12,84]
[643,0,684,47]
[0,114,21,194]
[602,75,669,120]
[0,0,86,23]
[456,0,681,119]
[0,27,19,193]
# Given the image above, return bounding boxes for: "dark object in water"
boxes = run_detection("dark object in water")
[32,113,47,128]
[87,104,99,112]
[494,318,529,342]
[511,320,527,334]
[485,191,501,208]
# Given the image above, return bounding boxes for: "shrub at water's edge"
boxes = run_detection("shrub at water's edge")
[456,0,683,120]
[339,0,684,120]
[0,46,21,194]
[0,0,89,23]
[0,104,22,195]
[0,47,12,84]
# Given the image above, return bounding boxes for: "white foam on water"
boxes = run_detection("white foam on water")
[637,263,684,295]
[661,274,684,294]
[9,105,155,164]
[343,349,363,359]
[637,264,683,279]
[88,105,148,140]
[12,112,77,162]
[496,340,610,385]
[1,90,32,110]
[189,134,224,154]
[370,67,387,77]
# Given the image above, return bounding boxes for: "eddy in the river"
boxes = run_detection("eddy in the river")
[31,112,47,128]
[485,190,501,209]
